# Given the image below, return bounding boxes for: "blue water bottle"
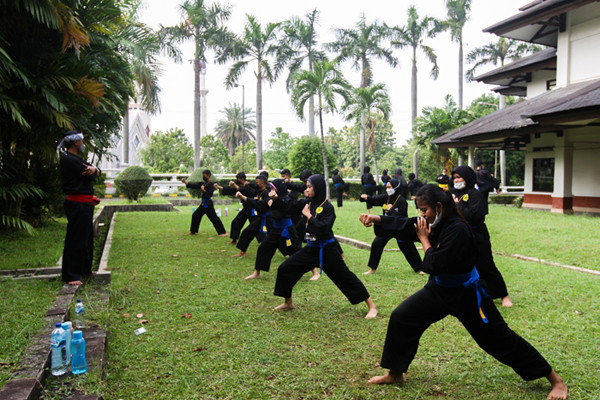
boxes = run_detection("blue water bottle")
[50,323,67,376]
[74,299,84,328]
[71,330,87,375]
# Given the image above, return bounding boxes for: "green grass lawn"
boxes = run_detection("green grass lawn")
[62,207,599,400]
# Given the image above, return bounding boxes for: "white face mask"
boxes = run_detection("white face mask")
[386,188,395,196]
[430,207,442,228]
[78,143,86,154]
[454,181,465,190]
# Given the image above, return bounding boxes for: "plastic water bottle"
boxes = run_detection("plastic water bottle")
[74,299,84,328]
[70,330,87,375]
[51,323,67,376]
[61,322,73,366]
[225,207,228,217]
[216,208,221,217]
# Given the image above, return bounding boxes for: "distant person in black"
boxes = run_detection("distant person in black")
[361,166,377,211]
[359,184,567,400]
[182,170,227,236]
[270,174,378,319]
[58,130,101,286]
[215,172,255,245]
[232,175,269,257]
[407,172,423,210]
[476,161,501,209]
[451,165,513,307]
[332,169,349,209]
[392,168,409,198]
[360,178,423,274]
[381,169,391,185]
[436,168,450,191]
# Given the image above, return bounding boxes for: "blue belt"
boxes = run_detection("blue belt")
[306,237,336,274]
[272,217,293,246]
[363,184,373,187]
[260,211,269,233]
[435,267,489,323]
[334,182,341,187]
[201,198,211,209]
[251,209,257,216]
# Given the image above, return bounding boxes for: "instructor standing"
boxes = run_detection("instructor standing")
[59,130,101,286]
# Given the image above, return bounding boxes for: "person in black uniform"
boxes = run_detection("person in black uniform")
[215,172,255,245]
[359,184,567,399]
[182,170,227,236]
[381,169,391,185]
[59,131,101,286]
[451,165,513,307]
[407,172,423,210]
[392,168,409,198]
[476,160,502,208]
[270,174,378,319]
[331,169,349,209]
[360,179,422,274]
[361,166,377,211]
[232,175,269,257]
[436,167,450,191]
[239,179,305,280]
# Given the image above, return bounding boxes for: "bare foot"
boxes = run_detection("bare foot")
[67,280,83,286]
[364,298,377,319]
[310,273,321,281]
[502,296,514,307]
[547,370,568,399]
[418,271,426,275]
[218,233,228,237]
[341,253,346,261]
[228,239,237,245]
[364,268,376,275]
[232,252,246,258]
[186,232,196,235]
[274,298,294,310]
[368,371,405,384]
[245,271,260,280]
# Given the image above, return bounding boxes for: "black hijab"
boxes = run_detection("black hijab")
[451,165,477,189]
[270,178,289,198]
[307,174,327,205]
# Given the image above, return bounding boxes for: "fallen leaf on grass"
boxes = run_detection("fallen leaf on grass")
[139,320,149,324]
[123,313,130,317]
[136,313,144,318]
[155,290,161,294]
[117,306,124,310]
[193,346,206,352]
[574,310,582,315]
[221,250,226,253]
[182,313,192,318]
[172,254,179,258]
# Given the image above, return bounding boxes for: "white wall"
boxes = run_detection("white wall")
[527,70,556,98]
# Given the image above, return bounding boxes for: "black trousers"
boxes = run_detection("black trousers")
[236,216,264,252]
[255,229,301,272]
[380,285,552,381]
[229,207,250,240]
[62,200,94,282]
[190,203,226,235]
[274,243,370,305]
[368,233,422,272]
[473,225,509,299]
[335,183,348,207]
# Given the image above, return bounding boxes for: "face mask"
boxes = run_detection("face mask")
[78,143,85,154]
[386,188,395,196]
[454,181,465,190]
[430,207,442,228]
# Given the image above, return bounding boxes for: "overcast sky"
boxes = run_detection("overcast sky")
[139,0,527,147]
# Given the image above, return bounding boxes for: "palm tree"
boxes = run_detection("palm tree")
[214,103,256,155]
[444,0,472,110]
[343,83,391,181]
[391,5,443,137]
[466,37,541,185]
[279,9,326,137]
[290,59,351,200]
[220,15,283,171]
[326,15,397,175]
[160,0,235,169]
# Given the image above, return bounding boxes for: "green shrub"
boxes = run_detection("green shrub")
[489,194,520,205]
[185,169,209,198]
[114,166,152,201]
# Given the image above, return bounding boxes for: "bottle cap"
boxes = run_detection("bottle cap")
[64,321,73,329]
[77,299,82,302]
[55,323,62,328]
[61,322,69,329]
[73,330,83,339]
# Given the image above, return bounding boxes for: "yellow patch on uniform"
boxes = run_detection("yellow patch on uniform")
[316,207,323,214]
[382,204,387,210]
[262,226,267,232]
[286,239,291,247]
[462,194,469,202]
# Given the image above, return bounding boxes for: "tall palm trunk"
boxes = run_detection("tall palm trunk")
[318,103,330,200]
[369,122,380,188]
[308,96,315,137]
[411,54,418,137]
[256,65,263,171]
[194,57,201,169]
[458,37,463,109]
[123,100,130,165]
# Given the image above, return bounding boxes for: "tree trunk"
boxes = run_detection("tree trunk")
[318,108,330,200]
[256,67,263,172]
[194,58,201,169]
[458,39,463,110]
[359,113,365,176]
[308,96,315,137]
[411,50,418,137]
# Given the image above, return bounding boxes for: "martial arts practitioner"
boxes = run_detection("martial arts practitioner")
[359,184,567,399]
[271,174,378,319]
[332,169,349,209]
[361,166,378,211]
[360,179,422,274]
[215,172,256,245]
[58,130,101,285]
[232,175,269,257]
[181,170,227,236]
[451,165,513,307]
[239,179,304,280]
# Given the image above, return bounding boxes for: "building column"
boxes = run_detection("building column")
[468,146,474,168]
[552,138,573,214]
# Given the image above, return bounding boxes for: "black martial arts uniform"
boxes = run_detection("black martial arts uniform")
[248,179,301,272]
[221,183,257,241]
[273,175,370,305]
[361,179,422,272]
[376,211,552,381]
[60,150,101,283]
[236,187,269,253]
[332,173,349,208]
[186,180,226,235]
[452,166,509,299]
